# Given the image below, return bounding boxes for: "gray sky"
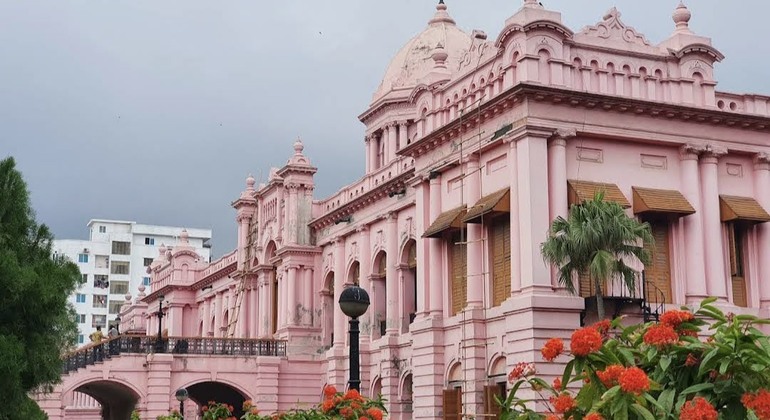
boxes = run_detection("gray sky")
[1,0,767,257]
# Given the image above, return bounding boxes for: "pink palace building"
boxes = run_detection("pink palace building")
[40,1,770,419]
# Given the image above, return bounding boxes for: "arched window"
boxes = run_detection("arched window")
[372,251,387,338]
[538,49,551,85]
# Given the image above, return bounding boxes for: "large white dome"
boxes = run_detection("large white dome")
[372,2,472,103]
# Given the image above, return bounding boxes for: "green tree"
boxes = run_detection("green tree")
[540,192,653,319]
[0,157,82,420]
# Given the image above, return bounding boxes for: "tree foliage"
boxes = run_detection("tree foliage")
[541,192,653,319]
[0,157,82,419]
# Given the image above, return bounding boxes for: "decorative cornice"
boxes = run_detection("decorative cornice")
[679,144,705,160]
[754,152,770,170]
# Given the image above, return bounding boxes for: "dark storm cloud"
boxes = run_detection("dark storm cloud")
[0,0,766,256]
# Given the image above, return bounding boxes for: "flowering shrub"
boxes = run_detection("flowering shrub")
[500,298,770,419]
[156,410,183,420]
[202,401,238,420]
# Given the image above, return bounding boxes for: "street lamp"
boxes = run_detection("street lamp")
[155,295,166,353]
[175,388,188,418]
[338,285,370,392]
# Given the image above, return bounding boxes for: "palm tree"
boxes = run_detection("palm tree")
[540,191,653,320]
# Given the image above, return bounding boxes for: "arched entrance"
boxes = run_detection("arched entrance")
[74,380,141,420]
[187,381,249,418]
[322,272,335,347]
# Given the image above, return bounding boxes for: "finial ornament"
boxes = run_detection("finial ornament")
[428,0,455,25]
[673,2,692,34]
[523,0,544,9]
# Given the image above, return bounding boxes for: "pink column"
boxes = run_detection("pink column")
[364,136,371,174]
[517,133,552,291]
[303,267,314,326]
[428,175,444,316]
[386,213,399,334]
[753,153,770,307]
[414,180,430,318]
[280,267,288,328]
[249,286,258,337]
[333,238,346,346]
[287,266,298,326]
[547,130,573,288]
[168,305,182,336]
[507,139,521,293]
[202,298,211,337]
[357,226,372,337]
[238,288,248,337]
[214,292,223,336]
[398,121,408,152]
[237,215,249,270]
[465,154,484,308]
[382,126,391,166]
[699,147,728,301]
[679,145,708,300]
[288,187,299,243]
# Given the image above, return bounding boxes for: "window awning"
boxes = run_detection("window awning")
[632,187,695,217]
[462,188,510,224]
[423,206,467,238]
[719,195,770,223]
[567,180,630,208]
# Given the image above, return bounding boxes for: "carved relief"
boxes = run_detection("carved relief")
[577,147,604,163]
[579,7,651,46]
[640,154,668,170]
[323,252,333,272]
[726,163,744,178]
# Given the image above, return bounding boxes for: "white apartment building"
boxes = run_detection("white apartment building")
[54,219,212,346]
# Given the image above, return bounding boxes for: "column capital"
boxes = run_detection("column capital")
[549,128,577,145]
[679,143,705,161]
[397,120,409,128]
[384,211,399,222]
[755,152,770,170]
[701,145,728,163]
[355,225,369,234]
[332,236,345,247]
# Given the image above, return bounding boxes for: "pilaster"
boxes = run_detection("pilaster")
[333,237,346,346]
[699,146,728,301]
[679,144,709,300]
[753,153,770,308]
[465,153,483,308]
[428,174,444,317]
[386,212,399,334]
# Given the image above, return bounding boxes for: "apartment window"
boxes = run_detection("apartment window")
[99,226,106,233]
[76,314,86,323]
[111,241,131,255]
[108,300,124,314]
[78,254,89,263]
[143,276,151,286]
[145,237,155,245]
[728,223,748,308]
[143,257,154,267]
[81,274,88,283]
[93,295,107,308]
[75,293,86,303]
[95,255,110,269]
[92,315,106,328]
[111,261,130,275]
[489,216,511,307]
[110,281,129,295]
[93,275,109,289]
[449,230,468,316]
[78,334,84,344]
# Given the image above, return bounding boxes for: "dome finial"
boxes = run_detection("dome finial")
[428,0,455,26]
[673,2,692,33]
[523,0,544,9]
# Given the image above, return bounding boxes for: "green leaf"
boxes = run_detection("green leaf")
[658,388,675,414]
[659,355,672,374]
[631,403,656,420]
[680,382,714,396]
[700,296,718,307]
[697,347,721,377]
[562,359,575,388]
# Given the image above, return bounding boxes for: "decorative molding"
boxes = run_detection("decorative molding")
[726,163,744,178]
[576,147,604,163]
[640,154,668,170]
[578,7,651,46]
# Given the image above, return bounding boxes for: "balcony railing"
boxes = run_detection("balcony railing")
[62,335,287,374]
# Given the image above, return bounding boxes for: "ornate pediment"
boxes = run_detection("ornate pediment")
[578,7,650,46]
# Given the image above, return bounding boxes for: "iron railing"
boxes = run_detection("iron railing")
[62,335,287,374]
[581,271,665,322]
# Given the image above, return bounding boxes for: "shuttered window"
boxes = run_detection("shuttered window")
[450,231,467,316]
[442,388,462,420]
[490,217,511,307]
[644,222,673,304]
[728,224,748,307]
[483,384,504,419]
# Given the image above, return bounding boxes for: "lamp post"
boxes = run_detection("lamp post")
[338,285,370,392]
[175,388,188,418]
[155,295,166,353]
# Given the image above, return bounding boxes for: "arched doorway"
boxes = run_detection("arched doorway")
[322,272,335,347]
[371,251,387,338]
[401,239,417,332]
[348,261,360,285]
[186,381,249,418]
[74,380,141,420]
[400,373,414,416]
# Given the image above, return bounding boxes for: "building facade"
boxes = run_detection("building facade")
[42,2,770,419]
[54,219,211,346]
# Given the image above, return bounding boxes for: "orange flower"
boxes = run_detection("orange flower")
[661,310,695,328]
[340,407,354,418]
[570,327,603,357]
[643,324,679,348]
[508,362,536,382]
[321,399,335,412]
[552,377,562,390]
[323,385,338,399]
[585,413,604,420]
[591,319,611,335]
[545,415,560,420]
[680,397,718,420]
[365,408,383,420]
[743,389,770,419]
[350,401,362,411]
[541,338,565,362]
[597,364,624,388]
[243,400,253,410]
[679,329,698,338]
[684,353,699,367]
[249,407,259,415]
[344,389,364,402]
[550,393,576,414]
[619,367,650,395]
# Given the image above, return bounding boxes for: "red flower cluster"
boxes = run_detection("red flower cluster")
[661,310,695,328]
[508,362,536,382]
[680,397,718,420]
[545,415,560,420]
[596,364,625,388]
[585,413,605,420]
[743,389,770,419]
[549,393,576,414]
[591,320,612,336]
[570,327,603,357]
[643,324,679,348]
[552,377,562,390]
[541,338,565,362]
[684,353,699,367]
[618,367,650,395]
